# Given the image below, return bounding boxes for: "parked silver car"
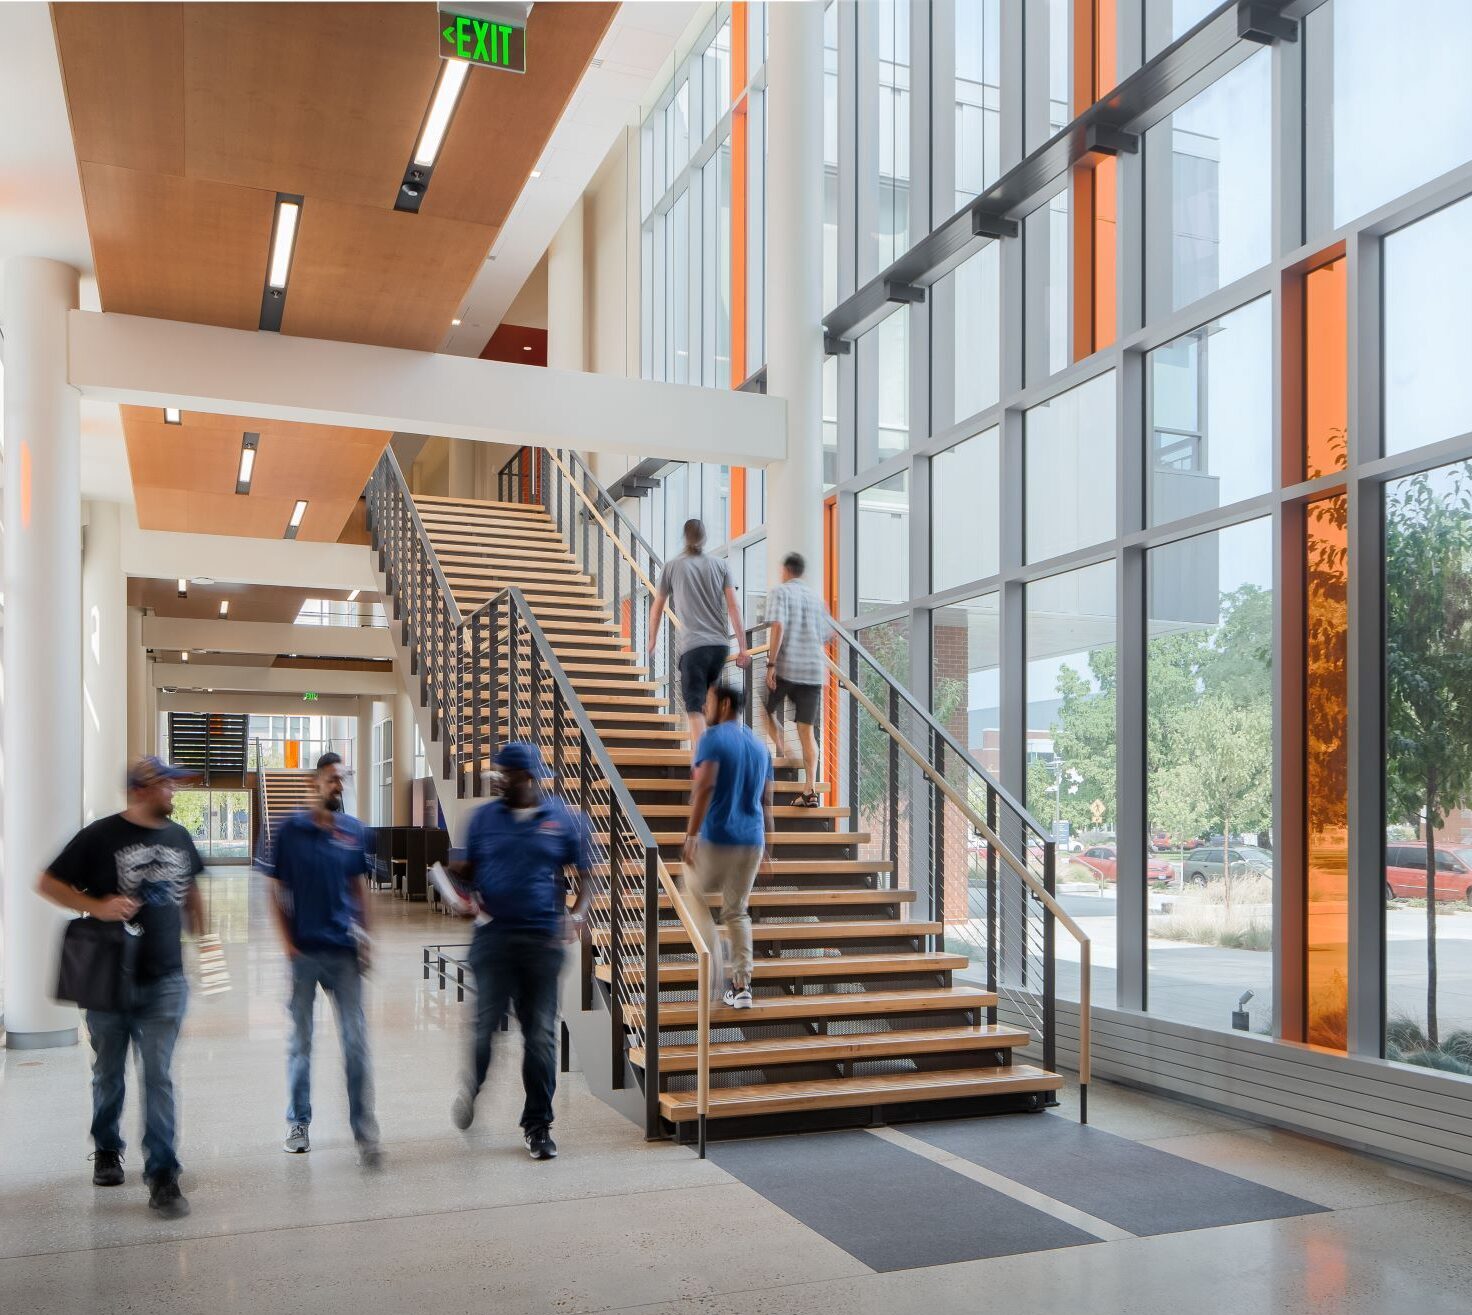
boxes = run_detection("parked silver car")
[1184,845,1273,886]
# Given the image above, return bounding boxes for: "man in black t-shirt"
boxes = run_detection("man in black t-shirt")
[39,756,206,1220]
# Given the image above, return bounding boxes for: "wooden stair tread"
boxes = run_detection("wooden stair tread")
[665,859,893,877]
[632,1024,1031,1073]
[599,951,969,986]
[629,984,994,1028]
[590,888,917,911]
[657,1064,1062,1121]
[592,919,939,947]
[413,495,549,512]
[620,778,830,794]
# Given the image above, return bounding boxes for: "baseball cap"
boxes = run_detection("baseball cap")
[127,755,198,790]
[494,741,550,778]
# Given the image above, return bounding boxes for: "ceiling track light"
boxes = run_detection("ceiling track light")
[396,57,470,213]
[284,499,308,540]
[236,432,260,495]
[164,407,181,425]
[259,193,304,331]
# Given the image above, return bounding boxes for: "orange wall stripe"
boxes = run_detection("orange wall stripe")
[730,467,747,538]
[1070,0,1117,362]
[1305,257,1348,479]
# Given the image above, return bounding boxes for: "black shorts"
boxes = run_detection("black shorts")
[678,644,729,713]
[765,678,822,726]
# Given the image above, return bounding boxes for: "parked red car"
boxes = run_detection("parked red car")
[1385,844,1472,903]
[1074,844,1175,884]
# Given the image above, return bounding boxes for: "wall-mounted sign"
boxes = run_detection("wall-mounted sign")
[438,2,528,74]
[302,691,319,702]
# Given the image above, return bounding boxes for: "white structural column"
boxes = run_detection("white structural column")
[446,440,476,499]
[548,196,586,372]
[392,690,416,825]
[126,605,148,759]
[354,696,375,820]
[763,0,826,587]
[82,500,128,822]
[2,258,82,1046]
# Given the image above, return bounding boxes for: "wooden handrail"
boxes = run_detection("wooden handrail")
[543,449,683,630]
[655,860,711,1148]
[825,655,1091,1090]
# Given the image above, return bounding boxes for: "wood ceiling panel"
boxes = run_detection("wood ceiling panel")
[81,164,273,329]
[121,406,390,540]
[181,3,436,210]
[423,3,617,226]
[131,579,377,625]
[52,2,185,175]
[280,198,493,349]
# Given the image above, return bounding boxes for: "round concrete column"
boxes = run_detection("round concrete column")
[82,500,128,823]
[763,0,826,588]
[126,605,148,760]
[2,257,83,1046]
[392,690,416,825]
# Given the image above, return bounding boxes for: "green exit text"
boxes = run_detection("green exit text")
[440,14,526,73]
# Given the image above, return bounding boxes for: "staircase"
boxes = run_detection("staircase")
[366,447,1085,1148]
[253,749,316,865]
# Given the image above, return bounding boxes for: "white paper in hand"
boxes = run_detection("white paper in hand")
[430,862,475,916]
[197,934,232,995]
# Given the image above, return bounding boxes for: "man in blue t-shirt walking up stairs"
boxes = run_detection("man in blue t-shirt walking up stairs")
[683,681,774,1009]
[266,752,383,1168]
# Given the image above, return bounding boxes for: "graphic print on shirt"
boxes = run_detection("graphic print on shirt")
[115,841,195,908]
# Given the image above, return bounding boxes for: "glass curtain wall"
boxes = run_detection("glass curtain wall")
[823,0,1472,1074]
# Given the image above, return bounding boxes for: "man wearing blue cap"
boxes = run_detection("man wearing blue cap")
[450,741,593,1160]
[39,756,207,1219]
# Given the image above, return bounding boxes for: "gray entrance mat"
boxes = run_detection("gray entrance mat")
[906,1113,1328,1234]
[708,1128,1098,1271]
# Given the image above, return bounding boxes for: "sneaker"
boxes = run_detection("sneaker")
[451,1088,475,1131]
[357,1141,385,1171]
[524,1125,557,1161]
[283,1122,310,1154]
[91,1149,125,1187]
[147,1173,190,1220]
[722,985,754,1010]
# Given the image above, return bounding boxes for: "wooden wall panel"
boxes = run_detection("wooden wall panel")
[82,164,274,329]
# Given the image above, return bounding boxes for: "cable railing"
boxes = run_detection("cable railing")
[253,739,272,868]
[364,449,712,1150]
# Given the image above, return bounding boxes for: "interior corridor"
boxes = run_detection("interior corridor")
[1,871,1468,1315]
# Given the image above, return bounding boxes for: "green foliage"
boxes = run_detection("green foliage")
[1384,464,1472,1045]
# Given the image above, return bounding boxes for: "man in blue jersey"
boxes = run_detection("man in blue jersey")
[267,752,382,1168]
[451,742,593,1160]
[683,681,774,1010]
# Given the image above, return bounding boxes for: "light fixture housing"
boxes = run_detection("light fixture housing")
[530,169,541,178]
[451,318,462,326]
[284,499,308,540]
[346,589,361,602]
[396,58,470,213]
[164,407,181,425]
[236,432,259,495]
[259,193,304,331]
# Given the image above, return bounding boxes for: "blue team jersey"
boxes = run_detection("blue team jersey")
[465,795,592,934]
[694,720,772,847]
[268,811,371,952]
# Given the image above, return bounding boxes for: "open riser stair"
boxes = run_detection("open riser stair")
[366,447,1078,1147]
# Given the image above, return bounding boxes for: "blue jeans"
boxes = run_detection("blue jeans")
[287,948,379,1145]
[469,926,564,1130]
[87,971,188,1182]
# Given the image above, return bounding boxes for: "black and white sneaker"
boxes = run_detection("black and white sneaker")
[283,1122,310,1154]
[524,1125,557,1161]
[91,1149,125,1186]
[722,985,754,1010]
[147,1173,190,1220]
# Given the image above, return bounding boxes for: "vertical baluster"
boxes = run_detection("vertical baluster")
[847,649,860,836]
[642,847,661,1140]
[507,598,520,742]
[986,787,999,1026]
[608,796,625,1091]
[489,598,501,757]
[887,684,900,889]
[472,608,485,798]
[1043,841,1057,1080]
[530,635,543,746]
[552,679,565,787]
[932,735,945,952]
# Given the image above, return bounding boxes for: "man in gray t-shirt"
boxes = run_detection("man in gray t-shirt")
[648,518,750,758]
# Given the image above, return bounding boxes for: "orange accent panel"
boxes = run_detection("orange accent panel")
[1095,0,1116,96]
[1305,257,1348,479]
[1092,156,1117,350]
[284,740,300,770]
[1305,492,1349,1051]
[730,467,747,539]
[1068,0,1117,362]
[731,2,748,97]
[731,95,748,388]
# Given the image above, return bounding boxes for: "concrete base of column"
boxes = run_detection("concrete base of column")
[4,1026,80,1050]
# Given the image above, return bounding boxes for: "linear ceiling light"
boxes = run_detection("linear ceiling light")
[396,58,470,212]
[177,578,188,598]
[236,432,260,495]
[284,499,308,540]
[164,407,181,425]
[259,193,304,331]
[181,651,189,663]
[346,589,361,602]
[219,600,230,618]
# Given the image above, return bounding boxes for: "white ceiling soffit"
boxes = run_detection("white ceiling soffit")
[0,3,97,313]
[439,1,698,355]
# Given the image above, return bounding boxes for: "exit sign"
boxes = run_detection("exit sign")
[440,8,526,74]
[302,691,319,702]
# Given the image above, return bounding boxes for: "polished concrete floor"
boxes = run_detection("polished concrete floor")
[2,870,1471,1314]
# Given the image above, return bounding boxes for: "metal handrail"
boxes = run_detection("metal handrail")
[253,738,271,867]
[377,446,464,627]
[656,862,712,1156]
[552,447,666,572]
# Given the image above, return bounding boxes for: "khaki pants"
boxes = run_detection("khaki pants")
[683,842,763,994]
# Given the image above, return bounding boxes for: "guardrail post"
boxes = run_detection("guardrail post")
[846,648,860,835]
[608,799,626,1091]
[932,734,945,951]
[507,599,520,742]
[986,788,999,1025]
[530,637,543,746]
[643,847,661,1139]
[1043,842,1057,1081]
[887,684,901,889]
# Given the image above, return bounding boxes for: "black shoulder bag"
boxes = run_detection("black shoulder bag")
[56,918,141,1013]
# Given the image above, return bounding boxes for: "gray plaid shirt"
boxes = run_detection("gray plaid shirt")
[766,580,832,685]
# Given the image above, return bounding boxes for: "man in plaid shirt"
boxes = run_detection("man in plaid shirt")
[763,552,832,805]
